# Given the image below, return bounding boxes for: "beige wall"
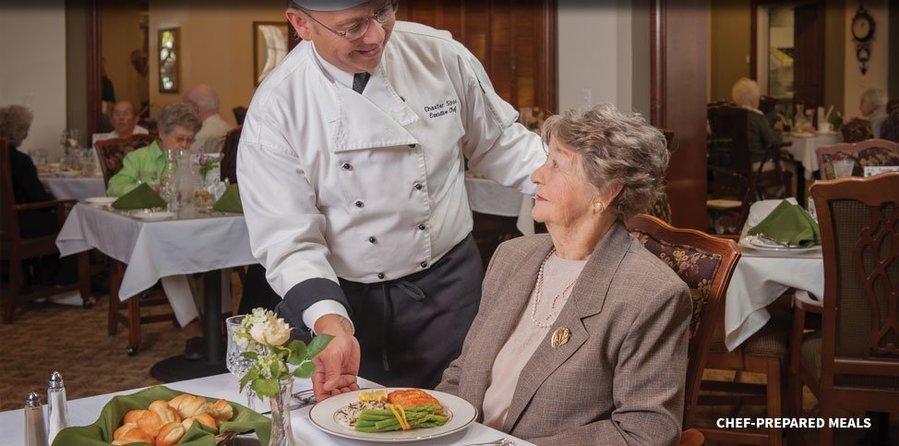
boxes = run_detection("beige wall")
[824,0,846,114]
[102,5,148,113]
[0,3,68,156]
[149,1,285,126]
[709,0,751,103]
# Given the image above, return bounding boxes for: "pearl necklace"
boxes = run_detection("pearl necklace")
[530,248,577,329]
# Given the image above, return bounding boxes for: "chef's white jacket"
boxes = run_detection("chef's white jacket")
[237,21,545,327]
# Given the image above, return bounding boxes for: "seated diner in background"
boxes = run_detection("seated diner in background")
[858,88,888,138]
[437,104,692,445]
[731,77,782,153]
[106,102,229,360]
[93,100,149,145]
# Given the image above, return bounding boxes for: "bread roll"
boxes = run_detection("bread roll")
[182,412,218,431]
[170,394,209,418]
[149,399,181,424]
[154,421,186,446]
[112,422,153,444]
[135,409,164,437]
[122,409,147,425]
[208,399,233,421]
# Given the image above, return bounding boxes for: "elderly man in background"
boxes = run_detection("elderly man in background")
[93,101,149,146]
[858,88,888,138]
[184,84,231,154]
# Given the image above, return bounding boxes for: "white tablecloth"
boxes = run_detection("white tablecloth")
[724,199,824,350]
[784,133,841,179]
[0,373,533,446]
[465,176,535,235]
[56,204,256,300]
[39,175,105,200]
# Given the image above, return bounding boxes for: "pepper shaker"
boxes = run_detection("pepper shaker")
[24,392,49,446]
[47,371,68,443]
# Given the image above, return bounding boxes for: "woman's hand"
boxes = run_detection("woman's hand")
[312,314,360,400]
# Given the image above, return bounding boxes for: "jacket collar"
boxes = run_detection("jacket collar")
[307,41,420,152]
[499,222,633,432]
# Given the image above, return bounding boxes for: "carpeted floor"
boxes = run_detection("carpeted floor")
[1,291,896,445]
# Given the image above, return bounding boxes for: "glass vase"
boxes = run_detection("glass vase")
[268,379,295,446]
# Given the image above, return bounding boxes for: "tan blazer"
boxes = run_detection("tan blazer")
[437,223,692,445]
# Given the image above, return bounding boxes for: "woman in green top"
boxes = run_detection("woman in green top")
[106,102,201,197]
[107,102,222,360]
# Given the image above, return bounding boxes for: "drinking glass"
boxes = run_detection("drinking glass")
[226,315,257,410]
[138,170,158,187]
[832,159,855,178]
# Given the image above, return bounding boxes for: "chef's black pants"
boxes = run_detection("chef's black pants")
[339,233,484,389]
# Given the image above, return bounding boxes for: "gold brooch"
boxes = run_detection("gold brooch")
[551,327,571,348]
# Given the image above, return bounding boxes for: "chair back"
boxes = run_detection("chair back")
[95,134,156,186]
[232,106,248,126]
[0,138,19,247]
[816,138,899,180]
[810,174,899,399]
[220,126,242,184]
[626,214,741,429]
[707,105,754,180]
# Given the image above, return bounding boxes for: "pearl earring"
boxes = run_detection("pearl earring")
[593,202,604,212]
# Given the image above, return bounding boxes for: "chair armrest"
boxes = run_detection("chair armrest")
[13,199,77,212]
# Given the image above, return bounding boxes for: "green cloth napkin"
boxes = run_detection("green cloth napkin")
[748,200,820,247]
[112,183,167,210]
[51,385,271,446]
[213,184,243,213]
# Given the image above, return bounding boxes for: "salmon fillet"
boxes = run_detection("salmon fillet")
[387,389,440,409]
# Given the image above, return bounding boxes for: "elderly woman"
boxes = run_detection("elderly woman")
[106,102,200,197]
[107,102,227,360]
[858,88,888,138]
[437,104,691,445]
[731,77,782,154]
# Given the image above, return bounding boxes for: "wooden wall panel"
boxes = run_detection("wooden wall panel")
[397,0,556,112]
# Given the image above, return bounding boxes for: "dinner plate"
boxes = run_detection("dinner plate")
[84,196,117,206]
[132,211,176,221]
[309,388,477,443]
[741,235,820,253]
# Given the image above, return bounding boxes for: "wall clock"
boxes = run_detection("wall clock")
[851,3,875,75]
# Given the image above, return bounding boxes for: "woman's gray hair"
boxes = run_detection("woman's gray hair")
[157,102,201,135]
[0,105,34,147]
[861,88,887,109]
[540,104,669,221]
[731,77,761,107]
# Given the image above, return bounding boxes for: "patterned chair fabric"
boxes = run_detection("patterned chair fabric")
[816,139,899,180]
[839,117,874,143]
[626,214,741,430]
[95,134,156,187]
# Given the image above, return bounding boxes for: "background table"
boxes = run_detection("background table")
[0,373,534,446]
[56,203,257,379]
[783,133,841,179]
[39,174,105,200]
[724,199,824,351]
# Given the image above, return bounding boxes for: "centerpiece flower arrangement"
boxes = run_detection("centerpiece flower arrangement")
[233,308,332,445]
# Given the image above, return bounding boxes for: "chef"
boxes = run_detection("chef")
[237,0,545,399]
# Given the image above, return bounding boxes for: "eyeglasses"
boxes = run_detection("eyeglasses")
[298,0,398,41]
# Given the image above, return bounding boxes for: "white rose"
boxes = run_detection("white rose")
[249,316,292,346]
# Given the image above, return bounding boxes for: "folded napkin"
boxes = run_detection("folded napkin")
[748,200,820,247]
[213,184,243,213]
[51,385,271,446]
[112,183,167,210]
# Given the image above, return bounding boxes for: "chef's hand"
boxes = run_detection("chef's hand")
[312,314,360,401]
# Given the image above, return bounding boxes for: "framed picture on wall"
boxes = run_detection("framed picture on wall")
[253,22,289,86]
[158,27,180,94]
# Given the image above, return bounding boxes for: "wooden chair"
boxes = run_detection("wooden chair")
[626,215,741,438]
[706,104,793,233]
[816,138,899,180]
[220,126,241,184]
[790,173,899,445]
[94,134,156,187]
[0,138,92,323]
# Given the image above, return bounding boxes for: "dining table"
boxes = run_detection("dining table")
[38,172,106,201]
[723,199,824,351]
[783,132,841,180]
[0,373,534,446]
[56,202,257,380]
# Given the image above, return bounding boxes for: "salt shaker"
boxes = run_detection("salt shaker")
[24,392,49,446]
[47,371,68,443]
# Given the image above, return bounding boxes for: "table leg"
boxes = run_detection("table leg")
[149,270,228,382]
